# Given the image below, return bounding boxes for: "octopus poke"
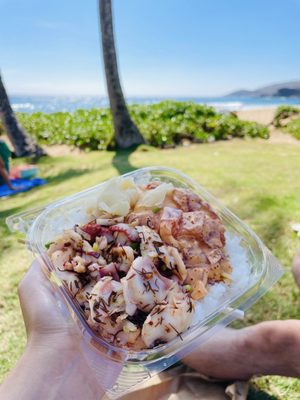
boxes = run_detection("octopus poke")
[47,179,233,350]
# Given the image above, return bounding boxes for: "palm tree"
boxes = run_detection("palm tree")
[98,0,145,148]
[0,73,45,157]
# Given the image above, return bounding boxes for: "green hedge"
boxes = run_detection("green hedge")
[14,101,269,150]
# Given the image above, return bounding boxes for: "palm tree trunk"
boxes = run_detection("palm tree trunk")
[99,0,145,148]
[0,73,46,157]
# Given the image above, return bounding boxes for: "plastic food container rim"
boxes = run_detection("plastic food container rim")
[10,166,274,361]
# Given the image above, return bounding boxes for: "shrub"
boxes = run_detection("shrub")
[273,105,300,127]
[285,118,300,140]
[17,109,113,150]
[4,101,269,150]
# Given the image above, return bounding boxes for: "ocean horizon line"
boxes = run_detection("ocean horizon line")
[10,94,300,114]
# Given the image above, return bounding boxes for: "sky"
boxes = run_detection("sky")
[1,0,300,97]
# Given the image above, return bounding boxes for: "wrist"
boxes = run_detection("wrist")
[18,333,105,400]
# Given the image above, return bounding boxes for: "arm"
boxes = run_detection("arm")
[184,252,300,380]
[1,337,102,400]
[0,156,14,189]
[0,260,120,400]
[183,320,300,380]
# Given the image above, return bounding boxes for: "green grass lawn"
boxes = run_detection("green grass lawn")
[1,139,300,399]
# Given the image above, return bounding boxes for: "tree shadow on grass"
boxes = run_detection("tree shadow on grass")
[112,146,138,175]
[46,168,93,185]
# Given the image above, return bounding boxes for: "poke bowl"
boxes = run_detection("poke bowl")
[7,167,283,398]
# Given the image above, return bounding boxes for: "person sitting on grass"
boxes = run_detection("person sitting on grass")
[0,253,299,399]
[0,139,26,191]
[0,138,15,189]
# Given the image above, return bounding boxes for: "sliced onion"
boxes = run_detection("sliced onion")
[96,216,124,226]
[75,225,92,241]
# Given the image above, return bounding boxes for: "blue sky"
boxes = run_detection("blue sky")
[1,0,300,96]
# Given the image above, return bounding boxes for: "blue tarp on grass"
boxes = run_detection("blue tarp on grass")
[0,178,47,198]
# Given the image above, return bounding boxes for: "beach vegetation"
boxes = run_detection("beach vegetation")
[12,102,269,150]
[285,118,300,140]
[273,105,300,127]
[273,105,300,140]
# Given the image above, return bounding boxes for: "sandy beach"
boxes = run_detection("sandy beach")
[237,107,275,125]
[237,107,300,145]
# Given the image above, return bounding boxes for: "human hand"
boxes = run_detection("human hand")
[18,259,80,350]
[1,260,122,400]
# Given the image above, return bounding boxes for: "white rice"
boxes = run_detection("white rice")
[191,233,251,325]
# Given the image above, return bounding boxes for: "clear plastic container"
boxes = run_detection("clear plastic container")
[7,167,283,399]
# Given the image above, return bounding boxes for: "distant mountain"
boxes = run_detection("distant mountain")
[227,81,300,98]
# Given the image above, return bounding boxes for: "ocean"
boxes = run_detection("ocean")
[10,95,300,114]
